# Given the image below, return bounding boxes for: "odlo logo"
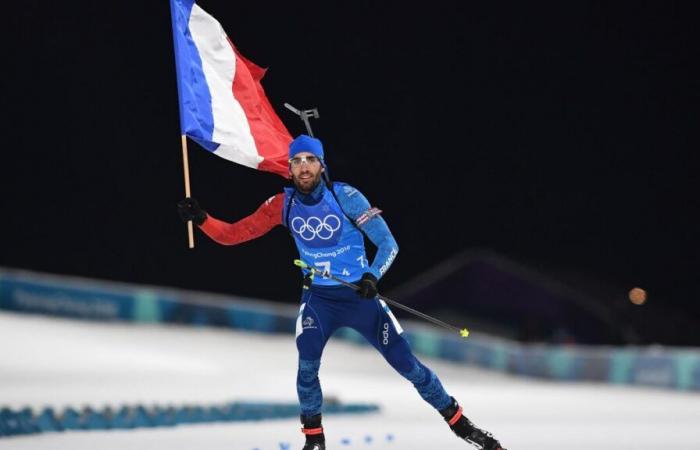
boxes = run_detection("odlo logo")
[382,323,390,345]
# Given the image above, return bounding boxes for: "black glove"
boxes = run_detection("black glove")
[177,197,207,225]
[357,272,378,299]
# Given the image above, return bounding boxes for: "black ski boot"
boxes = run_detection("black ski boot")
[300,413,325,450]
[439,398,506,450]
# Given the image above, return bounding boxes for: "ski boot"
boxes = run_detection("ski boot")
[439,398,506,450]
[300,413,325,450]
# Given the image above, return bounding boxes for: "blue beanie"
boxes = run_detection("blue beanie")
[289,134,324,160]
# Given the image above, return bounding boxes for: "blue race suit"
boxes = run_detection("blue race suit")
[283,181,452,418]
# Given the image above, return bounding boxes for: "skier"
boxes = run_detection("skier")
[177,134,506,450]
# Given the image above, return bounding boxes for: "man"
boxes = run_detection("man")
[177,135,506,450]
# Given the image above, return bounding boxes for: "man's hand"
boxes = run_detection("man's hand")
[177,197,207,225]
[357,272,378,299]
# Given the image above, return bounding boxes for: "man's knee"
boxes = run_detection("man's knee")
[398,358,429,385]
[298,358,321,384]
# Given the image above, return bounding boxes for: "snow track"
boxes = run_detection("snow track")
[1,311,698,449]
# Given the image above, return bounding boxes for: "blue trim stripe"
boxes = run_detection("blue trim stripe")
[169,0,218,152]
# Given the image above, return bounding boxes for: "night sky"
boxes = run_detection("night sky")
[4,2,699,325]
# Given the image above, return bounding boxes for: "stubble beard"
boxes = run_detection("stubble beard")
[292,170,323,194]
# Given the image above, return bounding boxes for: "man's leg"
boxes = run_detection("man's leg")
[351,298,506,450]
[352,298,452,410]
[295,290,336,450]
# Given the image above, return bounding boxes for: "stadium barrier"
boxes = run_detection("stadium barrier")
[0,402,379,437]
[1,267,699,393]
[0,268,297,332]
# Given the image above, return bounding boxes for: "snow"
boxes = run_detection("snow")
[1,311,699,449]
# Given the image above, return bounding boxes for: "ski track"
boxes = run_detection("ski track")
[1,311,699,450]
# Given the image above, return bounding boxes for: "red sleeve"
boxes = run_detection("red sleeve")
[199,193,284,245]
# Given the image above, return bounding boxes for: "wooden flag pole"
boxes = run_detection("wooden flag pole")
[181,135,195,249]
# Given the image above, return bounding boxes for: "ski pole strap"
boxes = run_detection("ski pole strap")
[301,427,324,435]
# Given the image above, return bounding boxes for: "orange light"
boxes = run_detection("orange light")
[629,287,647,305]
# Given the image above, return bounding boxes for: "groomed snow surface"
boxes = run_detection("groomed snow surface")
[0,311,699,450]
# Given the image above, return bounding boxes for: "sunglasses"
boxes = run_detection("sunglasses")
[289,155,320,167]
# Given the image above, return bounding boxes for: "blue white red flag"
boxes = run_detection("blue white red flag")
[169,0,291,177]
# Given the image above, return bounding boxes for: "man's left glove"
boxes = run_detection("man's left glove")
[177,197,207,225]
[357,272,378,299]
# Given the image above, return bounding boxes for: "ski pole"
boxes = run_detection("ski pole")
[293,259,469,338]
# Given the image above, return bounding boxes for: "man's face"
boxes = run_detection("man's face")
[289,151,324,193]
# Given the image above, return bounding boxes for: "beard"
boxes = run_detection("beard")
[292,169,324,194]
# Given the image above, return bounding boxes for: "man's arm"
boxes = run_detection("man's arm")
[334,184,399,280]
[197,194,285,245]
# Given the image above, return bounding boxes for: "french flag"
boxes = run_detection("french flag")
[169,0,291,178]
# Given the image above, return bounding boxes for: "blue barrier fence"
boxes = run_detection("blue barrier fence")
[0,402,379,438]
[0,269,296,333]
[1,267,699,392]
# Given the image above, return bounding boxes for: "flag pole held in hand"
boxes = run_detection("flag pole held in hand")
[181,135,195,249]
[293,259,470,338]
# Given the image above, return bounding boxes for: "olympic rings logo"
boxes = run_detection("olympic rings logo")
[291,214,341,241]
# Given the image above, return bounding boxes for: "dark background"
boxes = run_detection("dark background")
[4,2,698,343]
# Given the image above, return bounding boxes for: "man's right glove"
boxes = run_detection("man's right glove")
[177,197,207,225]
[357,272,379,299]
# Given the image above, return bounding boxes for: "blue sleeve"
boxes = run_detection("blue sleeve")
[334,184,399,280]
